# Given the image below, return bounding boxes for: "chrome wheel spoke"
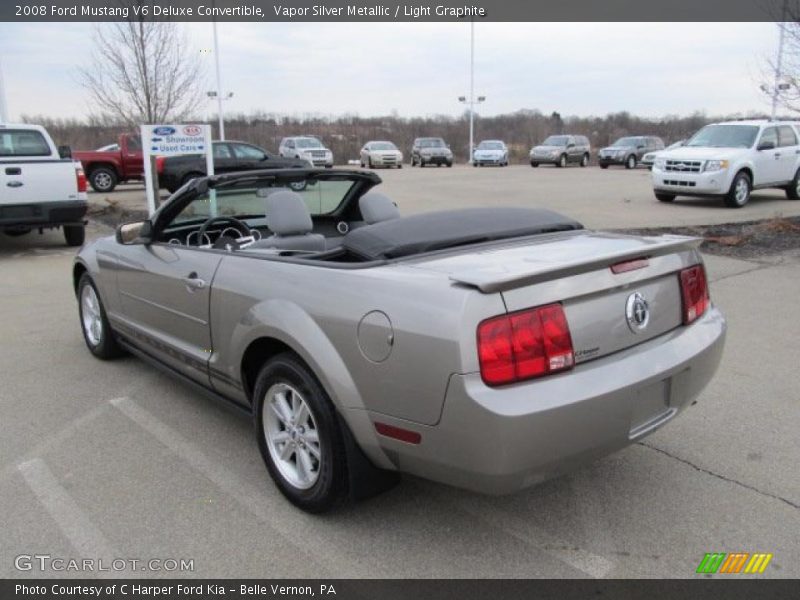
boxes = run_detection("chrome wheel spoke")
[296,447,314,482]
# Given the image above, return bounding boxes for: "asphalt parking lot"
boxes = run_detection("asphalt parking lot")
[1,168,798,579]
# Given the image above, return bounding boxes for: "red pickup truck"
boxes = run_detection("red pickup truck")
[74,133,144,193]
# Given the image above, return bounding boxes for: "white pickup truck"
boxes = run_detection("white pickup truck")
[652,120,800,208]
[0,123,88,245]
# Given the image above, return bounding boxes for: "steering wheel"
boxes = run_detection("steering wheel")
[195,216,252,248]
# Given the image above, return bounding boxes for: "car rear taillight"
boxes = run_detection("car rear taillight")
[679,264,709,325]
[155,156,166,174]
[477,303,574,386]
[75,167,87,193]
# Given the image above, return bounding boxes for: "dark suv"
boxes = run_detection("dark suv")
[598,136,665,169]
[529,135,591,168]
[411,137,454,167]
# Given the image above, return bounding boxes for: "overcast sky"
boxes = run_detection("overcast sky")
[0,22,780,121]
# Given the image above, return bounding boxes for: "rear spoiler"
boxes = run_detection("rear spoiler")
[449,234,703,293]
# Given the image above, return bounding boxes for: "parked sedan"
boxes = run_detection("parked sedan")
[360,141,403,168]
[74,168,725,512]
[472,140,509,166]
[158,141,308,193]
[598,136,665,169]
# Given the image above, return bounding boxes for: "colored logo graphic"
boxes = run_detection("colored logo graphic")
[696,552,773,574]
[183,125,202,136]
[152,126,176,136]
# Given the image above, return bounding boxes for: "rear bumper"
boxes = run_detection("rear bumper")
[0,200,87,228]
[371,307,726,494]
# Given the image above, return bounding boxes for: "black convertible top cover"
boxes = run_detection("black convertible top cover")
[343,207,584,260]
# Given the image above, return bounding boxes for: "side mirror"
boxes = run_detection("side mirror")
[116,220,153,245]
[637,145,645,149]
[567,143,575,149]
[58,145,72,159]
[757,140,776,151]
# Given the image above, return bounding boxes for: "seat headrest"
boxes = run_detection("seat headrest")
[359,191,400,224]
[265,190,313,235]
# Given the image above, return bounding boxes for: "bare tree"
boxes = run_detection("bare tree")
[79,10,204,126]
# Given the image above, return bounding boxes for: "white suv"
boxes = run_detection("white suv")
[652,120,800,208]
[278,136,333,168]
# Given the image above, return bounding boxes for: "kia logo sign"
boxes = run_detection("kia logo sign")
[153,126,176,136]
[183,125,202,136]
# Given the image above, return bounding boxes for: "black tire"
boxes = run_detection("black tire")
[89,167,118,193]
[397,164,403,169]
[473,162,478,168]
[557,154,567,168]
[360,162,365,168]
[410,156,416,167]
[253,353,351,512]
[625,155,637,170]
[785,168,800,199]
[446,161,452,168]
[580,154,589,167]
[655,193,676,203]
[367,157,373,168]
[419,159,425,168]
[530,162,539,168]
[3,227,31,237]
[64,225,85,247]
[724,171,751,208]
[600,164,609,169]
[77,273,124,359]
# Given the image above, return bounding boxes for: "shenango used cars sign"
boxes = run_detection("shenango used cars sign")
[144,124,208,156]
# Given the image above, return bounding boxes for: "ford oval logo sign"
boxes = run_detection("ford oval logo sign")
[183,125,202,136]
[153,126,175,136]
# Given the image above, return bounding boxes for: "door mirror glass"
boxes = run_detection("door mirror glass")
[757,140,776,151]
[567,143,575,149]
[57,145,72,159]
[116,220,153,245]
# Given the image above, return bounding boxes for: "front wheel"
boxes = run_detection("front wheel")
[530,162,539,168]
[724,171,751,208]
[446,161,452,168]
[64,224,85,247]
[655,193,675,203]
[254,353,350,513]
[785,167,800,199]
[580,154,589,167]
[77,273,124,359]
[625,155,637,169]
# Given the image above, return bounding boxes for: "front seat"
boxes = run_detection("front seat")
[359,191,400,224]
[251,190,326,251]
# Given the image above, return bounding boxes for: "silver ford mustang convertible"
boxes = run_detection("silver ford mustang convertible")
[74,169,726,512]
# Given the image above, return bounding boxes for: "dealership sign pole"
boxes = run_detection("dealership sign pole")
[141,124,214,216]
[0,55,9,123]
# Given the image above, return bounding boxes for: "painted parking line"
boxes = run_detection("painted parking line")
[109,396,375,578]
[18,458,117,562]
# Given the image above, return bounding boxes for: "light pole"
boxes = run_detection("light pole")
[0,55,8,123]
[457,19,486,164]
[211,7,226,139]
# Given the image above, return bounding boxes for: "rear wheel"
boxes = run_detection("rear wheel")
[446,161,452,168]
[580,154,590,167]
[557,154,567,168]
[600,164,609,169]
[77,273,124,359]
[724,171,751,208]
[655,193,675,203]
[419,159,425,168]
[254,353,350,512]
[530,162,539,168]
[89,167,117,193]
[64,225,85,247]
[785,168,800,199]
[625,155,637,169]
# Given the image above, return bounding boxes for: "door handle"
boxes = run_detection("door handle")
[6,181,23,188]
[183,272,206,291]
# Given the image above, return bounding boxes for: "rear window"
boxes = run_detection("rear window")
[0,130,51,157]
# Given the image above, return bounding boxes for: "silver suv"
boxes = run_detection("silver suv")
[530,135,591,168]
[278,136,333,168]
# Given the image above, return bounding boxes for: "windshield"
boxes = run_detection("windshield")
[541,136,569,146]
[165,177,356,232]
[371,142,397,151]
[686,125,758,149]
[611,137,641,147]
[295,138,324,149]
[419,139,445,148]
[477,142,503,150]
